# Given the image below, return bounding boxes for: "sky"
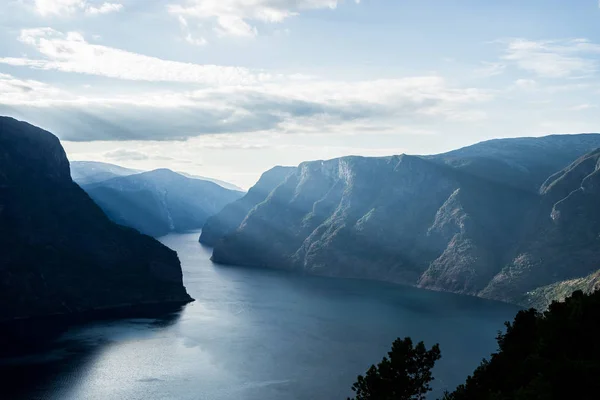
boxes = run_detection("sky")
[1,0,599,188]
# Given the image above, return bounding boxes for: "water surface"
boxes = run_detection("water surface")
[1,231,519,399]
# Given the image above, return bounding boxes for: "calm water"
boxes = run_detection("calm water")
[1,231,519,400]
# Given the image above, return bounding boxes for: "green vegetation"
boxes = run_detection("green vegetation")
[348,338,441,400]
[351,290,600,400]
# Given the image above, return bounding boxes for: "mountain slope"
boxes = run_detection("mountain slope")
[199,166,296,246]
[210,134,600,306]
[70,161,140,185]
[177,171,244,191]
[71,160,243,191]
[82,169,244,237]
[429,134,600,192]
[0,117,192,322]
[482,148,600,304]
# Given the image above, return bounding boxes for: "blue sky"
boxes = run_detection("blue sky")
[1,0,599,187]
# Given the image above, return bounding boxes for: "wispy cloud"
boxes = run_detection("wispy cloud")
[0,72,65,104]
[177,16,208,46]
[501,38,600,78]
[32,0,123,16]
[0,28,261,85]
[104,148,150,161]
[167,0,360,38]
[0,70,490,141]
[85,2,123,15]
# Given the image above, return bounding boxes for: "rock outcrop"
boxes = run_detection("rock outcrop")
[0,117,192,321]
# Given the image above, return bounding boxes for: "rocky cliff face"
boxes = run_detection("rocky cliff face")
[482,149,600,304]
[209,134,600,306]
[199,166,295,246]
[0,117,192,321]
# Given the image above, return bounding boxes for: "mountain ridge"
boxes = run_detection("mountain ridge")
[81,168,244,237]
[207,134,600,307]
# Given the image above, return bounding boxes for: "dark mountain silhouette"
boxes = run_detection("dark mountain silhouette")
[81,169,244,237]
[207,134,600,306]
[0,117,192,322]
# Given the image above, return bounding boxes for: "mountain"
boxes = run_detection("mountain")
[428,134,600,192]
[71,160,244,191]
[483,148,600,306]
[177,171,245,192]
[70,161,140,185]
[0,117,192,322]
[208,134,600,306]
[82,169,244,237]
[199,166,296,246]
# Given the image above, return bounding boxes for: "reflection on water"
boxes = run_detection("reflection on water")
[0,309,183,400]
[0,231,520,400]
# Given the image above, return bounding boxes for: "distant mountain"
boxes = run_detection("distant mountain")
[0,117,192,322]
[70,161,140,185]
[177,171,245,192]
[207,134,600,307]
[71,160,243,191]
[82,169,244,237]
[200,166,296,246]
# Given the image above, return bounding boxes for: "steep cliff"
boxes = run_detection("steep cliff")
[0,117,192,321]
[199,166,295,246]
[483,149,600,304]
[210,134,600,306]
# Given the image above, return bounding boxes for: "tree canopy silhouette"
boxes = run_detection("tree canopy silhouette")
[348,337,441,400]
[443,290,600,400]
[350,290,600,400]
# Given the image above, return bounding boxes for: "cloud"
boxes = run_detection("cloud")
[104,148,149,161]
[32,0,123,16]
[33,0,85,15]
[167,0,360,38]
[501,38,600,78]
[0,27,490,142]
[85,2,123,15]
[214,16,258,37]
[0,73,489,141]
[177,16,208,46]
[0,29,262,84]
[0,72,65,104]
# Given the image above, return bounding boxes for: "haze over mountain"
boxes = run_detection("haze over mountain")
[205,134,600,307]
[71,161,244,191]
[70,161,140,185]
[0,117,192,322]
[80,168,244,237]
[176,171,244,192]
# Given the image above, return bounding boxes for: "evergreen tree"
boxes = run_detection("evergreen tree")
[444,290,600,400]
[348,337,441,400]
